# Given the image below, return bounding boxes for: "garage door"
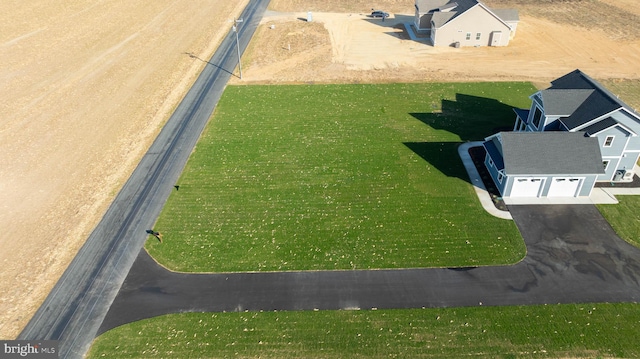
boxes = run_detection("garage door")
[511,177,544,197]
[548,177,582,197]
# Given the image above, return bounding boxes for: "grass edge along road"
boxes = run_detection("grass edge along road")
[145,82,533,272]
[88,303,640,358]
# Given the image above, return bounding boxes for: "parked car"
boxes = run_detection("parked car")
[370,10,389,18]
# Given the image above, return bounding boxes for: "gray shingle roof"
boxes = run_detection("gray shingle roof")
[491,8,519,22]
[582,117,618,136]
[415,0,454,12]
[416,0,518,28]
[499,132,604,175]
[550,70,640,130]
[431,11,457,27]
[539,89,593,117]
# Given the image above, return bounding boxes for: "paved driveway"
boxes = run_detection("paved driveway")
[99,205,640,334]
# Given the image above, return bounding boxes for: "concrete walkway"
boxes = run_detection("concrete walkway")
[458,142,512,220]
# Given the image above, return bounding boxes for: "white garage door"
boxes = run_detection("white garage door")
[548,177,583,197]
[511,177,544,197]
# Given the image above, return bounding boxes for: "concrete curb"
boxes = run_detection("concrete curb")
[458,142,512,220]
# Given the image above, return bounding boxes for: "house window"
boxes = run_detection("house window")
[532,107,543,129]
[476,32,481,40]
[488,158,494,167]
[604,136,614,147]
[466,32,471,40]
[497,173,504,183]
[603,160,610,170]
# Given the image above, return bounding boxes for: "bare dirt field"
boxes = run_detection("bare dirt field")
[0,0,248,339]
[235,0,640,89]
[2,0,640,342]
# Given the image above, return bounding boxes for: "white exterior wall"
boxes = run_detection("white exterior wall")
[432,5,512,47]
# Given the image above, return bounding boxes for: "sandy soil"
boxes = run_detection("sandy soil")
[0,0,248,339]
[235,2,640,86]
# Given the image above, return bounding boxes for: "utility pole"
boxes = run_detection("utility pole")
[232,18,244,79]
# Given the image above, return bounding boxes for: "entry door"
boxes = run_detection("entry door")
[490,31,502,46]
[548,177,582,197]
[510,177,544,197]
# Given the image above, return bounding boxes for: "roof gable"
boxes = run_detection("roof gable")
[499,132,604,175]
[549,70,640,130]
[418,0,517,29]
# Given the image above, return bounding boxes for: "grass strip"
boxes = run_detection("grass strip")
[89,303,640,359]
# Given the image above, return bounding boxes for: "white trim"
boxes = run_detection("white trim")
[604,135,614,147]
[620,107,640,123]
[572,109,637,136]
[586,122,636,137]
[476,2,516,30]
[624,135,632,153]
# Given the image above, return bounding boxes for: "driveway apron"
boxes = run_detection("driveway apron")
[99,204,640,334]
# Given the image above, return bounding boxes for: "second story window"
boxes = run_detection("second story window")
[604,136,614,147]
[532,107,543,129]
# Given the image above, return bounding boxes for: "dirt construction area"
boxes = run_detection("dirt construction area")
[1,0,640,340]
[236,0,640,85]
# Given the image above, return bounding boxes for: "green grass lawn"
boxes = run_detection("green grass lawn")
[597,196,640,248]
[146,82,534,272]
[91,82,640,358]
[88,303,640,359]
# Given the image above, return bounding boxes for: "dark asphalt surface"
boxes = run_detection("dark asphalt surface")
[18,1,270,358]
[100,204,640,333]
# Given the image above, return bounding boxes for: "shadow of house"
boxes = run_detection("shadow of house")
[404,142,469,182]
[405,93,517,185]
[410,93,516,142]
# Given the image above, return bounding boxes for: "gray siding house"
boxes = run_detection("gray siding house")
[483,132,604,198]
[484,69,640,198]
[414,0,518,47]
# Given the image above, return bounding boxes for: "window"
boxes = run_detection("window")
[532,107,543,129]
[603,160,610,170]
[476,32,481,40]
[488,158,494,167]
[604,136,614,147]
[466,32,471,40]
[497,173,504,183]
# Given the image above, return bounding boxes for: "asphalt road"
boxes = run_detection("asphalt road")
[99,204,640,333]
[17,1,271,358]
